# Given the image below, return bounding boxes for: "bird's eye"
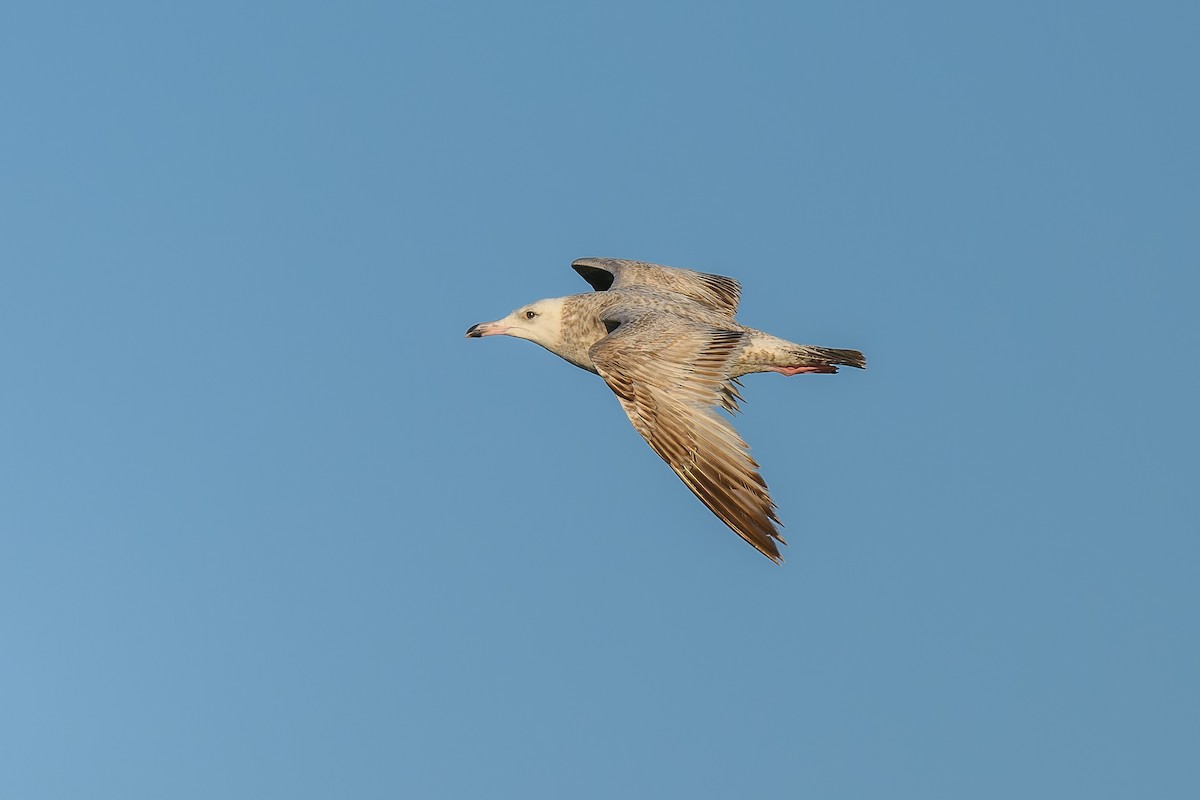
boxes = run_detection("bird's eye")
[525,310,538,320]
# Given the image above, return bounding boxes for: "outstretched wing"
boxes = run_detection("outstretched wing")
[572,257,741,317]
[589,308,785,563]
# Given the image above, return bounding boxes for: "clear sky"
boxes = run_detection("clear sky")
[2,1,1197,797]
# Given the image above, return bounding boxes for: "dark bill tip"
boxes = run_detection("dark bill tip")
[465,323,483,338]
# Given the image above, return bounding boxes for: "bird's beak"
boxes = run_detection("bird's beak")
[465,320,511,338]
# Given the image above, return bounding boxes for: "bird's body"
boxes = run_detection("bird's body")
[466,257,866,563]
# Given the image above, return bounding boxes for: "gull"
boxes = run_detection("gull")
[465,257,866,563]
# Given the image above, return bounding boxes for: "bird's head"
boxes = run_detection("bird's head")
[465,296,567,352]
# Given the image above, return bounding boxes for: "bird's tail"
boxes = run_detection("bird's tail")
[732,331,867,377]
[791,345,867,370]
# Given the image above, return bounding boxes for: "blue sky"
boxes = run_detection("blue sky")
[2,1,1197,797]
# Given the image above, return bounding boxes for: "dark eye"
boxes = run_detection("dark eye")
[525,310,538,320]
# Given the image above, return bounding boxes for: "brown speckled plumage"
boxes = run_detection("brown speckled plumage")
[465,257,866,563]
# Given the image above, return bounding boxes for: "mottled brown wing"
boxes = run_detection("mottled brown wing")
[572,257,741,317]
[589,310,785,563]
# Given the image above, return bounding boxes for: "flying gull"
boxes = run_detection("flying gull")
[465,257,866,563]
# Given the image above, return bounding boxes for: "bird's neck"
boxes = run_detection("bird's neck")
[546,294,608,374]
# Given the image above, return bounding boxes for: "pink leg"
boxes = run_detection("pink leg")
[769,365,839,376]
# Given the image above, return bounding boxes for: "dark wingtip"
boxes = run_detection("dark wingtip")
[761,543,785,565]
[571,258,616,291]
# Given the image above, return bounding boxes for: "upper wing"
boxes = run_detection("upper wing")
[589,308,785,563]
[572,257,741,317]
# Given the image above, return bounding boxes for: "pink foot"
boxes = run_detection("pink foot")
[770,365,839,376]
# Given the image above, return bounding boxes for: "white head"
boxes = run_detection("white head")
[465,296,567,354]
